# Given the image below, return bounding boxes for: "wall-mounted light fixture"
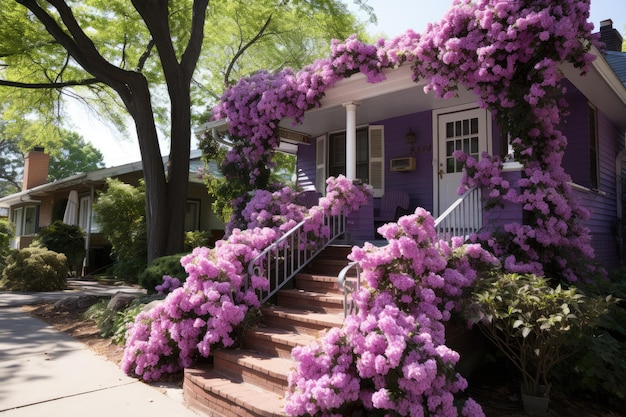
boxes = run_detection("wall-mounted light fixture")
[406,128,416,154]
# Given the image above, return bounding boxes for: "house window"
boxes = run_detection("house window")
[317,125,384,197]
[12,205,38,236]
[445,117,479,174]
[328,128,370,181]
[588,104,599,189]
[185,200,200,231]
[79,196,100,233]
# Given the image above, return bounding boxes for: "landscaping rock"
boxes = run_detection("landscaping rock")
[142,299,163,313]
[107,292,138,312]
[54,295,100,311]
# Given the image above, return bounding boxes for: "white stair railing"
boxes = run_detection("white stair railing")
[337,261,360,317]
[337,187,483,317]
[434,187,483,243]
[247,214,345,304]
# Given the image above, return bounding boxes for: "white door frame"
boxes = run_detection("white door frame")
[432,104,492,216]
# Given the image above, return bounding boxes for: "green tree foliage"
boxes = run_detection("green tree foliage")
[0,218,14,272]
[93,178,146,282]
[0,0,370,263]
[0,120,105,196]
[48,131,105,181]
[1,247,68,291]
[36,220,86,276]
[0,136,23,196]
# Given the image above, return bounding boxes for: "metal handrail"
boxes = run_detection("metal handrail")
[247,213,346,304]
[337,261,360,317]
[434,186,483,243]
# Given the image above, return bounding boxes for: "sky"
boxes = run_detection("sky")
[76,0,625,167]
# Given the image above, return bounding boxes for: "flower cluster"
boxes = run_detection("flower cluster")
[285,208,499,416]
[155,275,181,295]
[121,177,371,381]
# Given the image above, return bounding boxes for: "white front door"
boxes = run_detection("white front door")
[435,108,489,216]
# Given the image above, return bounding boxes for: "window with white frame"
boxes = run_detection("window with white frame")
[12,205,38,236]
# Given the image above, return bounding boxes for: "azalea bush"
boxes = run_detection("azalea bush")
[285,209,499,417]
[121,177,371,381]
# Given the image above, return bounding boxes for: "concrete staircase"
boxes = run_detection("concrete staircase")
[183,245,353,417]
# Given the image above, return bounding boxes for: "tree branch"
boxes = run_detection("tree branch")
[0,78,100,89]
[224,14,274,87]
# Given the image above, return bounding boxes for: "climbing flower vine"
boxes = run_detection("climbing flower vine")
[214,0,601,283]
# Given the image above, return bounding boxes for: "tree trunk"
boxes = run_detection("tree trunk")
[16,0,208,264]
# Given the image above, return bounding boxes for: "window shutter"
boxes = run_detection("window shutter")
[315,135,327,195]
[369,125,384,197]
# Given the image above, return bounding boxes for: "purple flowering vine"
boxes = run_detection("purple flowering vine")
[214,0,601,282]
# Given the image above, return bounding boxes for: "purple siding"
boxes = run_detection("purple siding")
[561,82,623,269]
[482,168,524,231]
[373,111,434,213]
[296,141,316,190]
[572,109,623,269]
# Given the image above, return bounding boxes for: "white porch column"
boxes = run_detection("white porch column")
[342,101,359,180]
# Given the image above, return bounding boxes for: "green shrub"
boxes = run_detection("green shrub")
[464,273,615,397]
[184,230,212,251]
[36,220,85,276]
[93,178,147,282]
[112,302,145,344]
[1,247,68,291]
[85,297,151,345]
[551,270,626,400]
[0,219,13,272]
[138,253,187,293]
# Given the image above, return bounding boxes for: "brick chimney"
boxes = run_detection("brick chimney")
[22,146,50,191]
[600,19,624,52]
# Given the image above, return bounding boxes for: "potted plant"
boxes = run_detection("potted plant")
[463,273,613,416]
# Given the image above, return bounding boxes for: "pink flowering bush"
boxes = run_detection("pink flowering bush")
[285,208,499,416]
[122,177,371,381]
[213,0,600,283]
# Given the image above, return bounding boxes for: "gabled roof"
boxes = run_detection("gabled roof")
[605,50,626,88]
[0,149,215,208]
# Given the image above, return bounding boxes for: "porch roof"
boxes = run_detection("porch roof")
[280,44,626,136]
[0,149,215,208]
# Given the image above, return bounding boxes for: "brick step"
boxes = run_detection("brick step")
[242,326,318,359]
[277,288,344,313]
[304,258,352,276]
[261,305,344,337]
[212,349,293,395]
[293,272,341,294]
[313,245,353,260]
[184,365,287,417]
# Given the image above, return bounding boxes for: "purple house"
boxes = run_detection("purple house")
[265,20,625,270]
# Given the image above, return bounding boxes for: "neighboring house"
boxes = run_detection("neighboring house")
[207,20,626,270]
[0,148,225,274]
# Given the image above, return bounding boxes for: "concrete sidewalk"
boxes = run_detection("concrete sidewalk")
[0,285,200,416]
[0,280,147,308]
